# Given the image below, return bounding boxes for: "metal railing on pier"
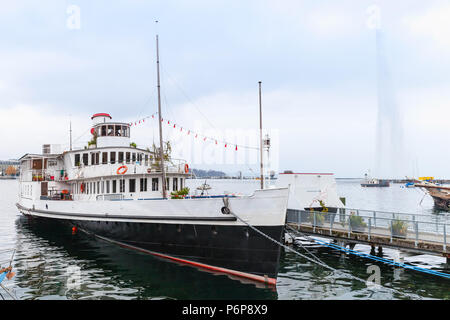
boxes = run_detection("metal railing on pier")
[286,208,450,253]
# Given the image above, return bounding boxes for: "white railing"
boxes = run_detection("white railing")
[68,158,188,180]
[287,208,450,249]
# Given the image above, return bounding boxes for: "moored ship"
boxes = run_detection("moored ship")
[16,113,289,285]
[15,33,289,286]
[414,179,450,211]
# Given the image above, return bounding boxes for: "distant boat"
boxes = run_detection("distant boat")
[361,173,390,187]
[361,178,390,187]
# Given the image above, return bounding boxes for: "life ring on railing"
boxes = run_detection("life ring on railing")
[117,165,128,175]
[147,168,151,173]
[184,164,189,174]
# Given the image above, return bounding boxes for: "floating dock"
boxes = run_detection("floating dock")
[286,208,450,263]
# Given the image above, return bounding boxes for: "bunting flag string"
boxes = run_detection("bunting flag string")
[128,113,260,151]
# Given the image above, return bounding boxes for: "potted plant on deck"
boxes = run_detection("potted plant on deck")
[349,212,367,233]
[171,187,190,199]
[390,219,408,239]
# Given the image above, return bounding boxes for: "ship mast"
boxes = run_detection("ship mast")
[259,81,264,189]
[156,30,167,198]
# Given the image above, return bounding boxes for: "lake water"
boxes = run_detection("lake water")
[0,178,449,300]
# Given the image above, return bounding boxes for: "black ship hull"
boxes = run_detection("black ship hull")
[21,213,284,285]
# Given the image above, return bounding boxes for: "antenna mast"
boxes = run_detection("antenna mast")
[69,118,72,151]
[156,23,167,198]
[259,81,264,189]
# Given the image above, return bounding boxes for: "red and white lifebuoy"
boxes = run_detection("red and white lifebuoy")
[117,165,128,175]
[184,164,189,173]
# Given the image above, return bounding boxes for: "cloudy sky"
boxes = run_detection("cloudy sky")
[1,1,450,178]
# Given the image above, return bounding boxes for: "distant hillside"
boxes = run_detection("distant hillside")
[191,168,227,178]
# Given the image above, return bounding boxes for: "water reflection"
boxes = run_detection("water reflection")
[12,216,277,300]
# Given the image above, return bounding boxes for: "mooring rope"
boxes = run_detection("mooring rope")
[224,202,422,299]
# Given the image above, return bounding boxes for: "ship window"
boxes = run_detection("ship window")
[102,152,108,164]
[119,179,125,193]
[140,178,147,192]
[91,153,96,165]
[93,182,96,194]
[118,152,124,163]
[101,125,107,137]
[106,180,110,193]
[74,154,80,166]
[166,178,169,191]
[107,125,114,136]
[97,181,100,193]
[152,178,158,191]
[95,152,100,165]
[129,179,136,193]
[132,153,136,163]
[101,181,104,194]
[110,152,116,164]
[173,178,178,191]
[122,126,128,137]
[82,153,88,166]
[180,178,183,190]
[126,152,131,164]
[112,180,117,193]
[145,154,149,166]
[115,125,122,137]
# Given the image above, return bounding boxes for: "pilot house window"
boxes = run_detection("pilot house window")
[129,179,136,193]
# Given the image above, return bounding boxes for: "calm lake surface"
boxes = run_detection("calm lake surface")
[0,178,449,300]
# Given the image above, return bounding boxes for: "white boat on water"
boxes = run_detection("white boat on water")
[15,35,289,287]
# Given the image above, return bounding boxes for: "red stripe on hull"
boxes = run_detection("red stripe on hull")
[94,232,277,286]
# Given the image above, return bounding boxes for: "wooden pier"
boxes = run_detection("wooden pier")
[286,209,450,262]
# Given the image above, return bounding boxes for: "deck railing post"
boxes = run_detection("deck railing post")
[390,220,393,243]
[373,211,376,228]
[415,221,419,247]
[444,224,447,252]
[348,215,351,237]
[313,211,316,233]
[330,212,333,235]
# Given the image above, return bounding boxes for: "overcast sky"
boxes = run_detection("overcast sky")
[1,1,450,178]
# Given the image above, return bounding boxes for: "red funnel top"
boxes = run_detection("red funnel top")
[91,113,112,120]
